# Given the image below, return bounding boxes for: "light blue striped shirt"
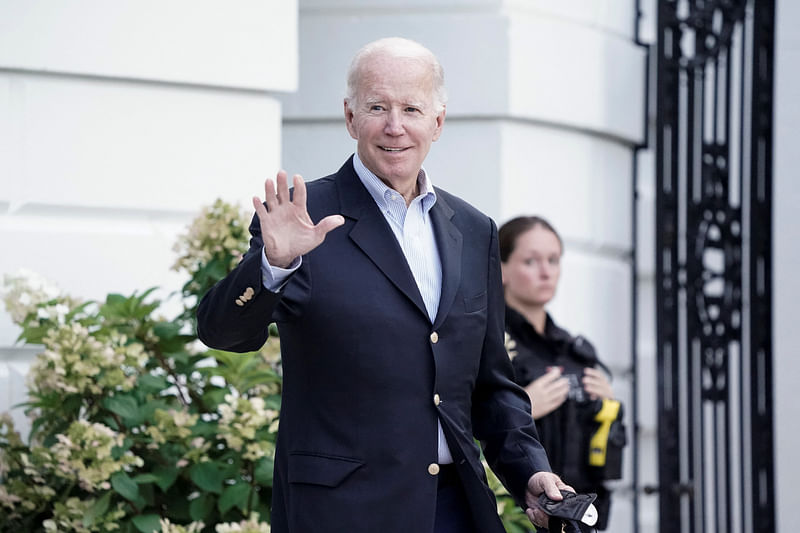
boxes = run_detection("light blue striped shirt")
[351,153,442,323]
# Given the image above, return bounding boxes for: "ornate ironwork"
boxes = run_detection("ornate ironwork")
[654,1,775,532]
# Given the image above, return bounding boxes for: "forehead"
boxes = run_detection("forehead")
[355,55,435,102]
[515,226,562,252]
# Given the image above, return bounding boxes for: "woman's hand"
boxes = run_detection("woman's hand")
[524,367,570,419]
[582,367,614,401]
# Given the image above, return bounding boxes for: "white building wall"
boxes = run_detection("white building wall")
[0,0,297,432]
[280,2,645,532]
[773,0,800,528]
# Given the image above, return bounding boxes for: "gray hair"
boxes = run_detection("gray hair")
[345,37,448,112]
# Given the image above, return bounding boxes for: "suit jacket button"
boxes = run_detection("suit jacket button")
[430,332,439,344]
[433,394,441,406]
[235,299,245,307]
[428,463,440,476]
[244,286,255,298]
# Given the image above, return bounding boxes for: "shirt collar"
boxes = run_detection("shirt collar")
[353,152,437,213]
[505,306,570,344]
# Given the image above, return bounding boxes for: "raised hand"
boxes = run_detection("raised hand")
[253,170,345,268]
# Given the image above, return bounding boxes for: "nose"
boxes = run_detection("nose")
[384,109,404,136]
[538,261,554,277]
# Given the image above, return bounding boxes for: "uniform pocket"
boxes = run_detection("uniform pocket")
[288,452,364,487]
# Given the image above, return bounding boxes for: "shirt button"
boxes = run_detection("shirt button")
[433,394,441,406]
[430,332,439,344]
[428,463,440,476]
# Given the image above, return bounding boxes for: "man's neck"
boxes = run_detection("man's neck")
[381,178,419,206]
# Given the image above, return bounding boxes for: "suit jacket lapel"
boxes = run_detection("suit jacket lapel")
[430,193,462,329]
[336,159,429,320]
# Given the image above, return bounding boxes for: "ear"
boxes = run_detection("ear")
[431,105,446,142]
[344,99,358,140]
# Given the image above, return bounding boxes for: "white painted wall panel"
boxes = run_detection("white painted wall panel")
[499,123,632,251]
[0,0,298,91]
[508,12,646,144]
[774,0,800,525]
[516,0,635,40]
[281,12,510,120]
[0,211,198,346]
[0,72,281,211]
[0,348,37,435]
[547,251,631,370]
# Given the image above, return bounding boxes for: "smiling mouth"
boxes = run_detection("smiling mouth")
[380,146,409,152]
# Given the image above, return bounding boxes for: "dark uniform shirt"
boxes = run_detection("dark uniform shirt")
[505,306,614,530]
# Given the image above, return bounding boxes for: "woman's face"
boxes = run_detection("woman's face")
[501,225,562,308]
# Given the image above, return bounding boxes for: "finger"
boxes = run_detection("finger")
[583,367,604,377]
[545,481,564,500]
[292,174,307,209]
[525,508,548,528]
[315,214,345,239]
[263,178,278,211]
[252,196,268,220]
[548,378,570,396]
[276,171,290,204]
[558,482,575,493]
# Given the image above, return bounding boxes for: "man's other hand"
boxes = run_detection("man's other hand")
[524,471,574,528]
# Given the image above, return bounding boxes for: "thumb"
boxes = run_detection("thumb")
[315,214,345,238]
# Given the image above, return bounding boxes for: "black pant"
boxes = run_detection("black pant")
[434,465,475,533]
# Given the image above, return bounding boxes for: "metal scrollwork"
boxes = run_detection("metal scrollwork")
[655,0,775,532]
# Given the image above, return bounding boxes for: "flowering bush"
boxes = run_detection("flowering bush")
[0,201,277,533]
[0,199,530,533]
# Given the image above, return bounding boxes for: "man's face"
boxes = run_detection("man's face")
[344,54,445,190]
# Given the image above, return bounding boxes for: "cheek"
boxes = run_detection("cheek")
[510,269,536,289]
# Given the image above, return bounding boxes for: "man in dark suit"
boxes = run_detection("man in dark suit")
[197,37,569,533]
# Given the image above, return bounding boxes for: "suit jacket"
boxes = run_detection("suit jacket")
[197,157,551,533]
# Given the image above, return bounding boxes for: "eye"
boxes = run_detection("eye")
[549,257,560,266]
[405,106,420,113]
[370,105,385,112]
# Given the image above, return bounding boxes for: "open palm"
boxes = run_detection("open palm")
[253,170,344,268]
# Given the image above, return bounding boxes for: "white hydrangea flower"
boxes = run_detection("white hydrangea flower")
[1,269,74,325]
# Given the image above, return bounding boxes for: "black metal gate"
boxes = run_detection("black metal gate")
[654,1,775,532]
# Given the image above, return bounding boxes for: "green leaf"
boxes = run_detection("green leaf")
[151,467,179,492]
[218,482,251,514]
[131,514,161,533]
[189,493,214,521]
[82,491,111,527]
[201,387,229,409]
[106,293,128,307]
[152,321,181,340]
[132,473,160,484]
[190,462,223,494]
[254,457,274,486]
[111,471,140,501]
[137,374,170,393]
[103,395,140,422]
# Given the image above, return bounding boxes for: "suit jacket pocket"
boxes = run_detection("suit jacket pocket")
[464,292,487,313]
[288,452,364,487]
